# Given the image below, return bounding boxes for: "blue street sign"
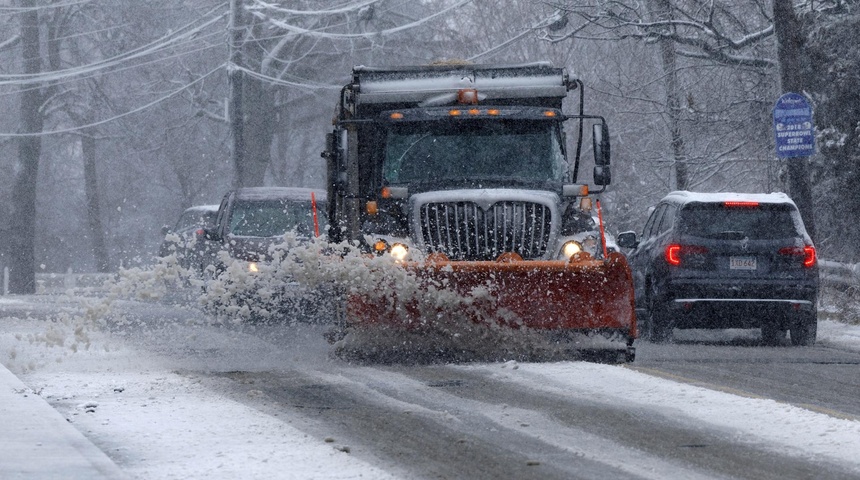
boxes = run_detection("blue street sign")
[773,92,815,158]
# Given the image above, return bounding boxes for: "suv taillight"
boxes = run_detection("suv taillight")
[778,246,816,267]
[665,244,709,266]
[723,201,759,208]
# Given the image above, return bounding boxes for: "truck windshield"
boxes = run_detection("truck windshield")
[383,120,566,185]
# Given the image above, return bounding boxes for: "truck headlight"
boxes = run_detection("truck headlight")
[390,243,409,261]
[371,236,412,261]
[562,241,582,259]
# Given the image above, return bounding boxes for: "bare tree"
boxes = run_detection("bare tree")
[543,2,780,200]
[547,1,775,68]
[228,0,473,188]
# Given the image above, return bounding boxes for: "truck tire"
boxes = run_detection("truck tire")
[789,315,817,346]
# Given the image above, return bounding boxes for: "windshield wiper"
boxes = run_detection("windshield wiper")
[395,133,432,165]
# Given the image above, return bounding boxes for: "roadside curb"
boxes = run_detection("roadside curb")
[0,362,128,479]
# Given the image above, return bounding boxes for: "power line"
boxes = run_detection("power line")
[236,65,339,90]
[0,0,472,136]
[0,0,94,15]
[468,11,560,62]
[0,64,224,137]
[0,30,226,99]
[248,0,381,17]
[0,3,227,85]
[264,0,471,39]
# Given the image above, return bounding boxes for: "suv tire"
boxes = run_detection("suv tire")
[789,315,817,346]
[646,284,673,343]
[761,322,786,346]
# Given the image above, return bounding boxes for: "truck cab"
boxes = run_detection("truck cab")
[323,63,611,262]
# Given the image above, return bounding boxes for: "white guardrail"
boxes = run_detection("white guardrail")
[819,260,860,290]
[0,267,115,295]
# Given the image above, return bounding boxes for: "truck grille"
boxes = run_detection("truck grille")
[419,201,552,260]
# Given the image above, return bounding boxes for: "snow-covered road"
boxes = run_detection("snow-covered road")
[2,294,860,479]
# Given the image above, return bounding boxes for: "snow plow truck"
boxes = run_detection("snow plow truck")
[322,62,636,362]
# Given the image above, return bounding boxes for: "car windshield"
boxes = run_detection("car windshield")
[383,120,566,185]
[679,203,800,240]
[175,210,216,231]
[229,200,327,237]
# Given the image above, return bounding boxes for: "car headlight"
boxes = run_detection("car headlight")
[562,241,583,259]
[248,261,259,273]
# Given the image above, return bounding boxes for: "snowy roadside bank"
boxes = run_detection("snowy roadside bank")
[0,301,399,480]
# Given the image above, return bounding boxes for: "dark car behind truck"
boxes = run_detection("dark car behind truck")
[204,187,327,271]
[617,191,818,346]
[200,187,329,322]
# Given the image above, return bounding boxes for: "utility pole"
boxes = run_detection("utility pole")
[9,0,43,294]
[649,0,688,191]
[229,0,246,188]
[772,0,816,242]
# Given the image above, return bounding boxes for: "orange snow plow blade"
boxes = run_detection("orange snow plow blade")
[347,251,637,339]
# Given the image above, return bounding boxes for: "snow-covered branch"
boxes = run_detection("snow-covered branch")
[674,47,774,68]
[546,1,776,68]
[0,34,20,53]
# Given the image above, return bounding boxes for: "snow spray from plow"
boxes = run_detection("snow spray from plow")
[138,234,636,363]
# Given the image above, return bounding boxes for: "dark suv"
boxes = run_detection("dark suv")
[616,191,818,346]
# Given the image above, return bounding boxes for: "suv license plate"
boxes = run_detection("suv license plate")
[730,256,757,270]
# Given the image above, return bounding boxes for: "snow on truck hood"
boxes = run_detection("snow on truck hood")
[409,188,562,209]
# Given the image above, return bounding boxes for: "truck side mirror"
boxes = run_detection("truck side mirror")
[593,123,610,166]
[593,165,611,186]
[592,122,611,186]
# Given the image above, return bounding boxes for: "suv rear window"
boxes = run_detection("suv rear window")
[678,203,799,240]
